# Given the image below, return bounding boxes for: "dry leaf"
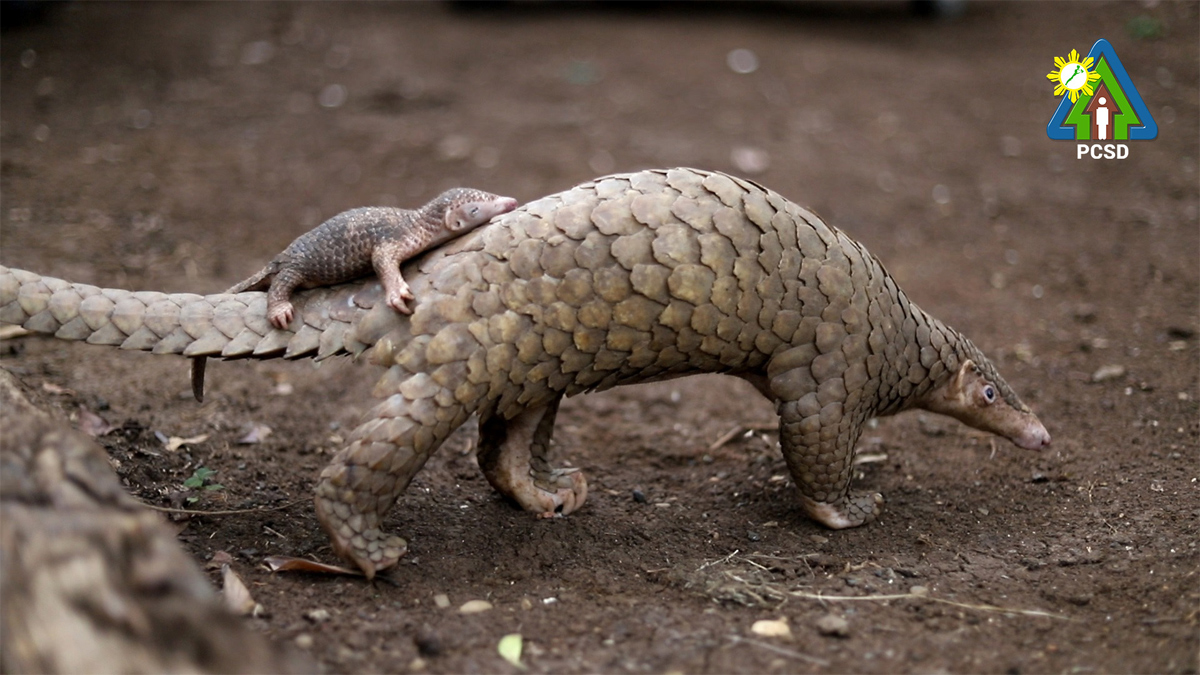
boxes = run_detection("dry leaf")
[164,434,209,452]
[263,555,363,576]
[41,382,75,396]
[77,406,115,437]
[206,550,235,570]
[237,423,273,445]
[222,564,262,616]
[498,633,523,668]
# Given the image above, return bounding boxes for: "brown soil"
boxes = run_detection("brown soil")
[2,2,1197,673]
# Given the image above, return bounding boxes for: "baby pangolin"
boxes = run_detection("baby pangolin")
[190,188,518,400]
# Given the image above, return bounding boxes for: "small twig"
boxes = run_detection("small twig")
[709,425,745,451]
[852,452,888,465]
[787,590,1070,620]
[696,549,740,572]
[743,557,771,572]
[743,552,823,562]
[137,498,306,517]
[709,422,776,451]
[726,636,829,666]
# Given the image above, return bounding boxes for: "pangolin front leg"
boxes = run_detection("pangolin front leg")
[371,240,417,315]
[771,363,883,529]
[477,397,587,518]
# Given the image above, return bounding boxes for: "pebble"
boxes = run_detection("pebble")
[909,585,929,597]
[751,618,792,638]
[632,489,646,503]
[433,593,450,609]
[294,633,314,650]
[414,631,442,657]
[815,613,850,637]
[1092,364,1126,382]
[458,599,493,614]
[1073,303,1097,323]
[305,608,331,623]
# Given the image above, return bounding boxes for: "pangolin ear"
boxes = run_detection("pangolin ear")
[950,359,975,396]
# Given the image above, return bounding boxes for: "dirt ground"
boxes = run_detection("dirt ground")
[2,2,1197,673]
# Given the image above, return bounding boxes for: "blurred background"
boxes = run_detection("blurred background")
[2,2,1193,297]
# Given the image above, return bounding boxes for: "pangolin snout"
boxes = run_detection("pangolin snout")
[1014,421,1052,450]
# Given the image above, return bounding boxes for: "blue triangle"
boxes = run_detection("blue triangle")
[1046,39,1158,141]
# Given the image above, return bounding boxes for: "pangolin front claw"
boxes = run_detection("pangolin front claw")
[315,494,408,580]
[800,492,884,530]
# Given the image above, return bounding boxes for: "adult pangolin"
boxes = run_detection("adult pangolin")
[0,168,1050,579]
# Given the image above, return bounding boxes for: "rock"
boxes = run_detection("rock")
[433,593,450,609]
[1091,364,1126,382]
[458,599,493,614]
[414,630,442,657]
[1072,303,1097,323]
[815,613,850,637]
[305,608,331,623]
[751,618,792,638]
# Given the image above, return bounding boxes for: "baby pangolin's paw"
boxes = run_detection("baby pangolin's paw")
[386,284,416,315]
[267,302,295,330]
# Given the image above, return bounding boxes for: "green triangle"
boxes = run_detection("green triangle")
[1063,56,1143,141]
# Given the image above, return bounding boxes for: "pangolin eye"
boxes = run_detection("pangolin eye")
[469,206,480,217]
[983,385,996,403]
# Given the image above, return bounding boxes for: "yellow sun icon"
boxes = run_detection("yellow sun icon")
[1047,49,1102,102]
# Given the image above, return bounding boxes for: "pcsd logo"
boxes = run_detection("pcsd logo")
[1046,39,1157,160]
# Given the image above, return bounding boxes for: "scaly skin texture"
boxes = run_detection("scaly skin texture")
[0,168,1050,579]
[233,188,519,328]
[190,188,518,401]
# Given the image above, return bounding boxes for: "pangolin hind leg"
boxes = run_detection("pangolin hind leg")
[313,386,467,579]
[476,396,587,518]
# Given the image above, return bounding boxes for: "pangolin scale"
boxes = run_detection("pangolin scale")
[0,168,1050,579]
